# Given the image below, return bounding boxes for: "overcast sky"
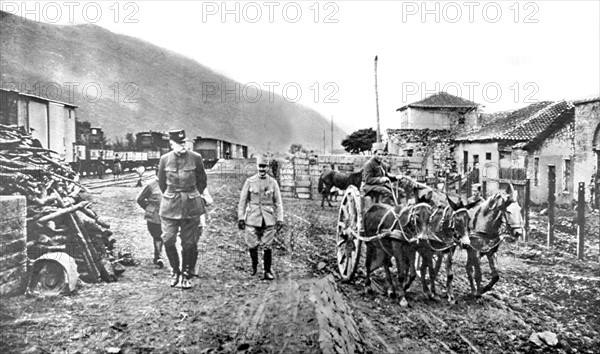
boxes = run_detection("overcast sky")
[6,0,600,133]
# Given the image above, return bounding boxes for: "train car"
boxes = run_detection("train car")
[193,136,248,168]
[135,131,170,168]
[1,88,77,163]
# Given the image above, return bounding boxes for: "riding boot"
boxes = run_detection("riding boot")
[180,248,193,289]
[249,248,258,276]
[188,246,199,276]
[165,245,180,287]
[165,245,180,274]
[263,249,274,280]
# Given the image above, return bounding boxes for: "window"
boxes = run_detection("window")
[406,149,414,157]
[486,152,492,160]
[563,159,571,192]
[534,157,539,187]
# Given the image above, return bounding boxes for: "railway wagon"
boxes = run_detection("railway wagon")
[0,88,77,163]
[135,131,170,168]
[193,136,248,169]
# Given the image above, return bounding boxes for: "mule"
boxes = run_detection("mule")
[465,184,524,297]
[317,170,363,208]
[363,202,433,306]
[427,197,472,304]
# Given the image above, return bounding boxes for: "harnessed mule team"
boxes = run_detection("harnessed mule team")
[324,168,524,306]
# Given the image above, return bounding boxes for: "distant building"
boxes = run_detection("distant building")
[387,92,481,178]
[396,91,481,130]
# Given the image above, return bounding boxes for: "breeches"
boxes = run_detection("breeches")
[147,222,162,241]
[244,225,275,250]
[161,217,200,249]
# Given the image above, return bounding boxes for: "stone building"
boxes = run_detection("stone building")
[453,99,599,206]
[387,92,481,179]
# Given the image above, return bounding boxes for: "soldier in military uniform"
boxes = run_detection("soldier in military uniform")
[237,155,283,280]
[362,142,400,205]
[136,169,164,269]
[467,183,485,206]
[158,129,207,289]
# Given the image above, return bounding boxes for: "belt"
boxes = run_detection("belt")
[167,187,197,193]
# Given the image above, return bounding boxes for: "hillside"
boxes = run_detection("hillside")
[0,11,346,153]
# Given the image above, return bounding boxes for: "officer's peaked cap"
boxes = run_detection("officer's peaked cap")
[169,129,186,144]
[256,155,269,166]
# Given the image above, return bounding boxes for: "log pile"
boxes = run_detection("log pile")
[1,124,122,283]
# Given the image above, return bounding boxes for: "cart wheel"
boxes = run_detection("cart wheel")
[336,185,362,282]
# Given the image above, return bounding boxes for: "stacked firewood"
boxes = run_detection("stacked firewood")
[0,124,122,283]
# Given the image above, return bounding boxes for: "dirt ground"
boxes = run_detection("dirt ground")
[1,173,599,353]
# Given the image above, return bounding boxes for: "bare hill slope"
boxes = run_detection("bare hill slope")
[0,11,346,152]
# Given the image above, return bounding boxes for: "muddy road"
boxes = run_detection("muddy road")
[1,173,598,353]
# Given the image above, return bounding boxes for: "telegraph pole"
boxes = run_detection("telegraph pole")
[330,115,334,154]
[374,55,381,142]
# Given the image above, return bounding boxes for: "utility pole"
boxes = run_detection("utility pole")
[331,115,334,154]
[374,55,381,143]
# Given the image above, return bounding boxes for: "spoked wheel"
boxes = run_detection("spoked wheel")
[336,185,362,282]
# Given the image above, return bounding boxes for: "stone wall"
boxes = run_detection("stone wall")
[529,121,576,205]
[0,195,28,297]
[387,129,455,176]
[573,101,600,193]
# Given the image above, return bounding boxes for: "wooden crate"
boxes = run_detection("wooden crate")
[280,180,295,187]
[295,187,311,194]
[295,180,311,187]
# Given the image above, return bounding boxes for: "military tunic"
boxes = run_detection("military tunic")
[238,173,283,249]
[158,149,207,274]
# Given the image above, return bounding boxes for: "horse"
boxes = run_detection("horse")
[363,202,434,307]
[465,184,524,297]
[317,170,363,208]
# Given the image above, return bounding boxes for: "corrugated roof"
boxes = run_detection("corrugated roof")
[454,100,574,142]
[397,92,480,112]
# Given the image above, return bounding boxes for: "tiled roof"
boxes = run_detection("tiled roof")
[454,100,574,142]
[397,92,480,112]
[572,96,600,105]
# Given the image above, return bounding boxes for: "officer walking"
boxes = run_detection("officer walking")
[158,129,207,289]
[238,155,283,280]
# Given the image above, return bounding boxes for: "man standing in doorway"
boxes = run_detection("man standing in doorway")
[158,129,207,289]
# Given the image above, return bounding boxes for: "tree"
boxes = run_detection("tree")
[125,133,136,150]
[341,128,377,154]
[289,143,303,155]
[75,120,91,144]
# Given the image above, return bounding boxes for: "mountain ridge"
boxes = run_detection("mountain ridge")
[0,11,347,153]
